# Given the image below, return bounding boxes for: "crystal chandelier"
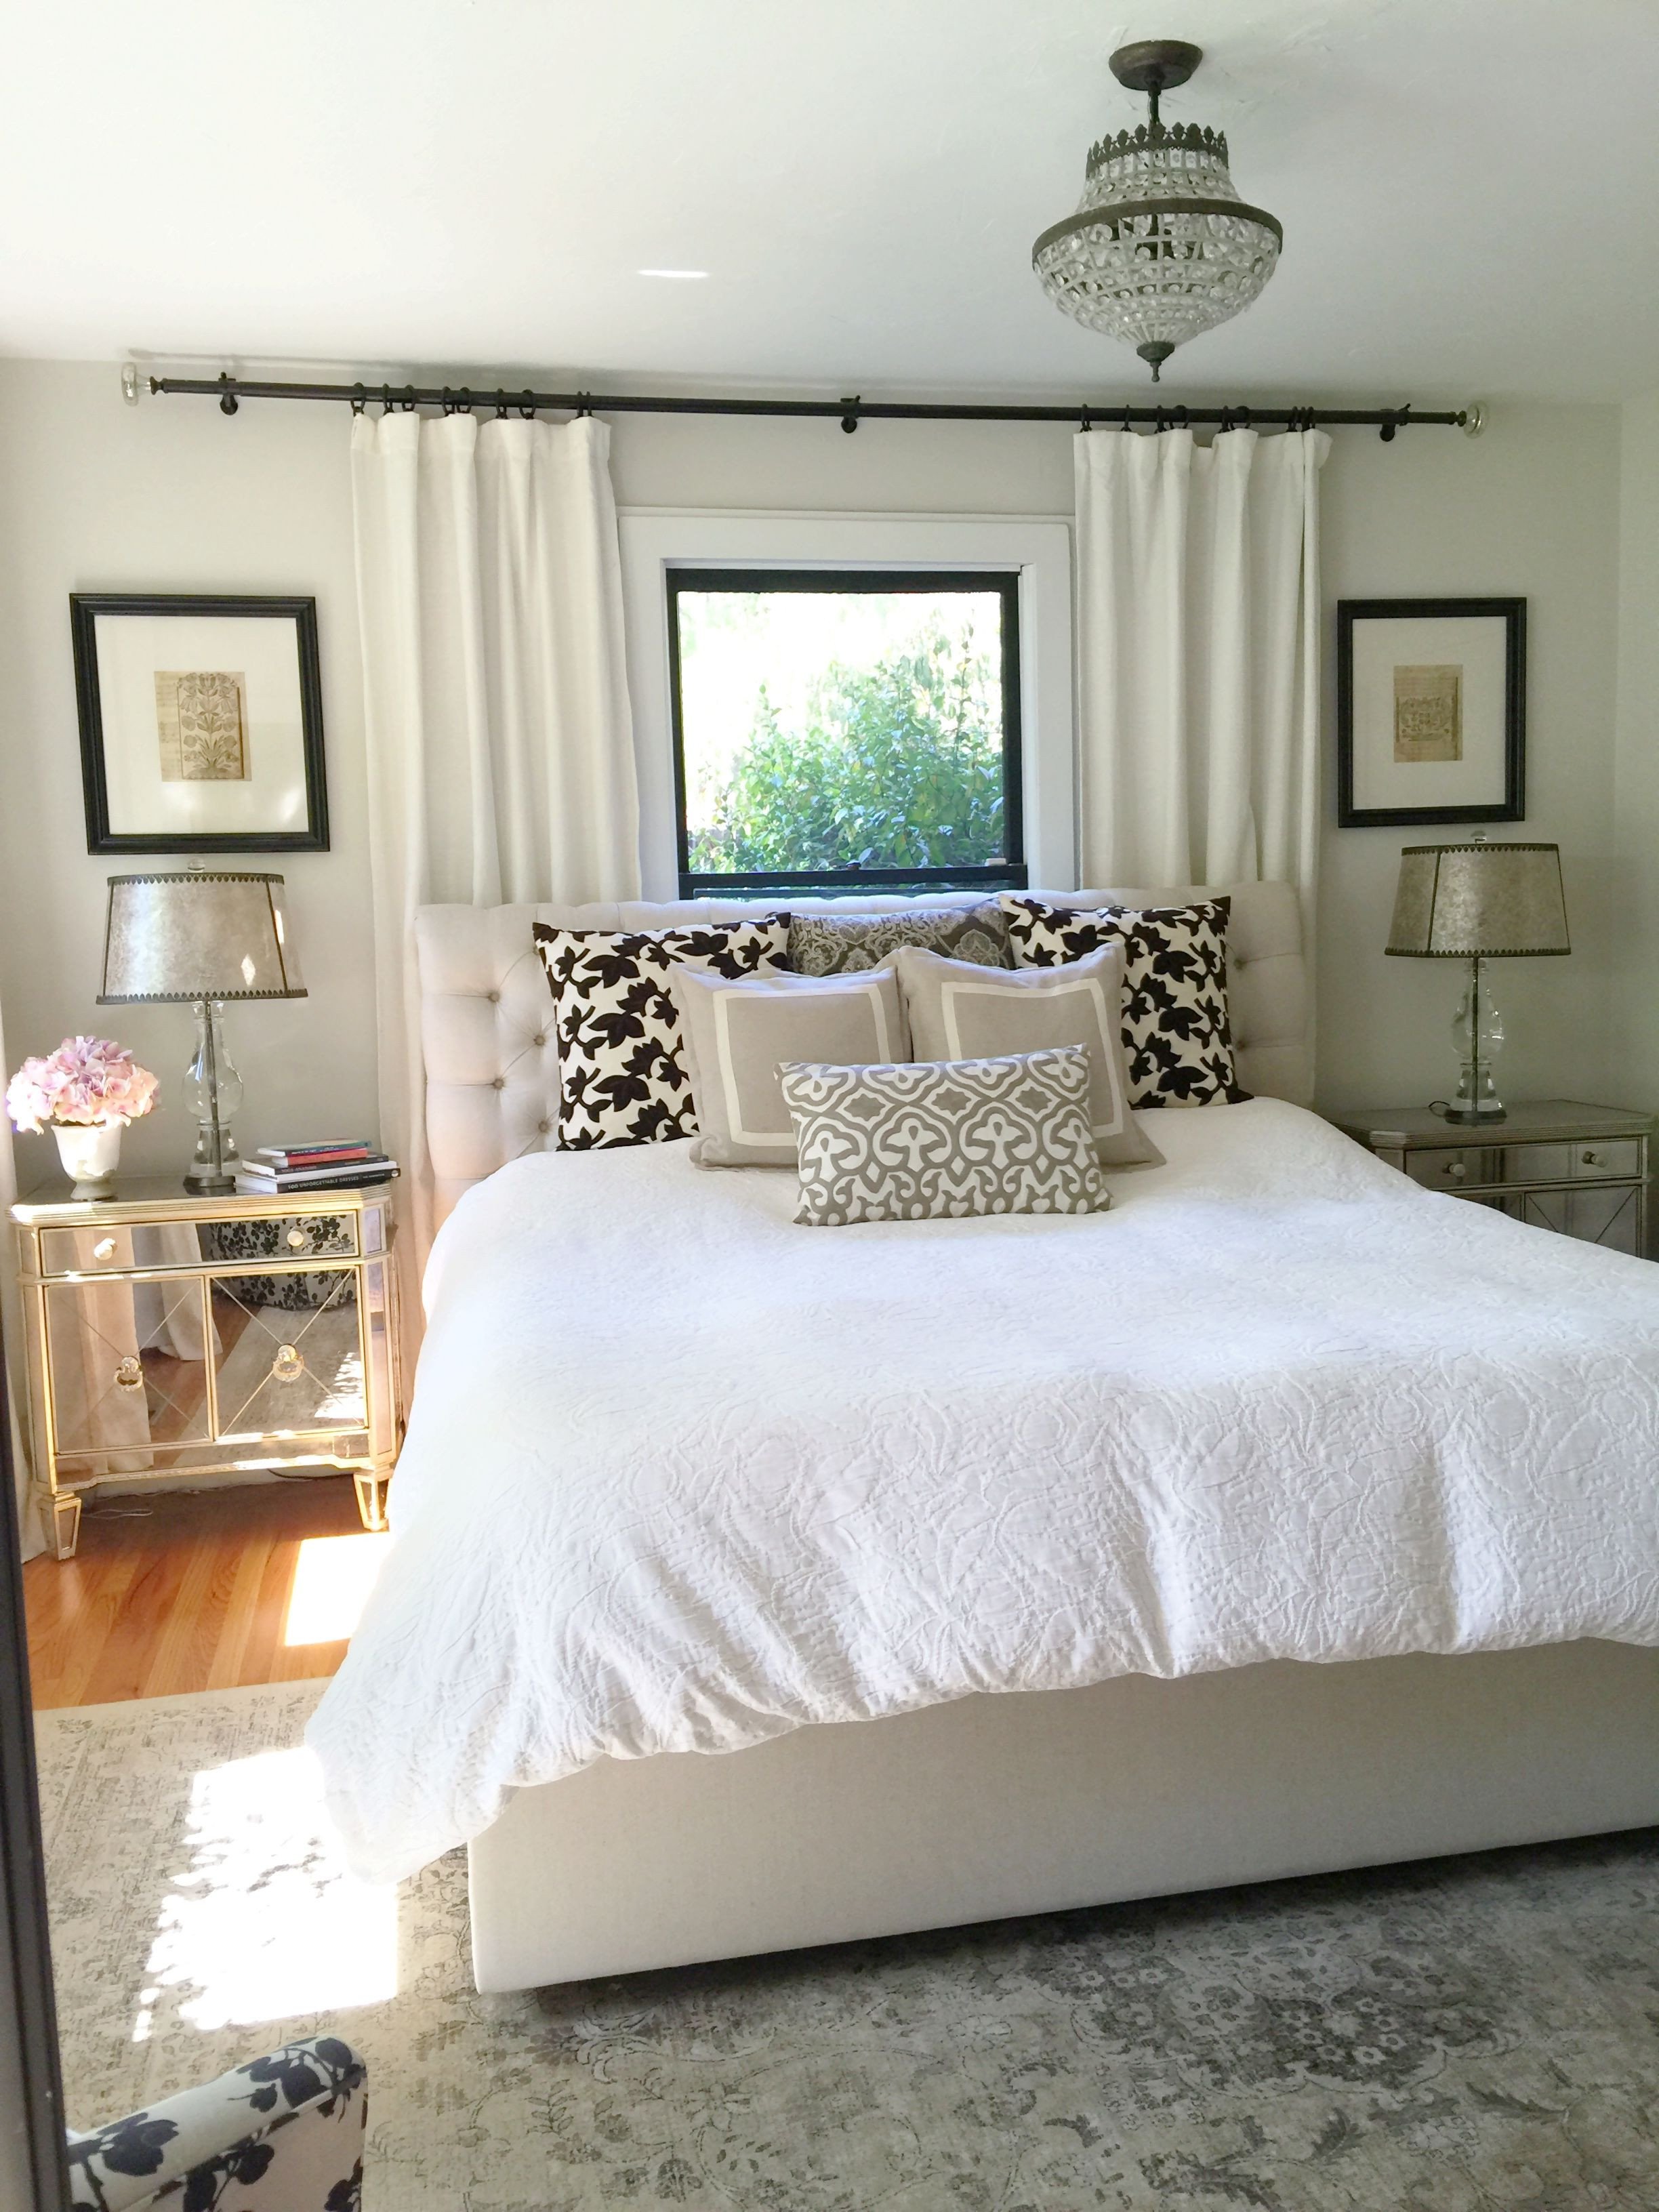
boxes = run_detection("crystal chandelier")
[1032,39,1282,382]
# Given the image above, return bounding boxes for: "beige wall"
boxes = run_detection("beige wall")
[1611,388,1659,1111]
[0,364,1630,1187]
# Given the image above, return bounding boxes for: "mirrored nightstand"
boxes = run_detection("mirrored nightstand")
[10,1176,403,1559]
[1328,1101,1652,1258]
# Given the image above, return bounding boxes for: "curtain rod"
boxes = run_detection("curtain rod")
[142,371,1486,442]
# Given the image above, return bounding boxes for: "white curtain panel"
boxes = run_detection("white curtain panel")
[352,411,640,1327]
[1073,427,1329,903]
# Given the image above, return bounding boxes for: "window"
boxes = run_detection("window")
[667,568,1027,898]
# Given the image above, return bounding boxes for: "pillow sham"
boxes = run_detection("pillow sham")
[895,943,1163,1168]
[999,895,1246,1108]
[533,916,789,1149]
[787,901,1011,976]
[782,1044,1109,1227]
[668,962,909,1167]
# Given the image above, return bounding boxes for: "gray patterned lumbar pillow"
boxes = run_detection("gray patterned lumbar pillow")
[782,1045,1109,1227]
[787,901,1010,977]
[895,943,1164,1169]
[668,962,909,1167]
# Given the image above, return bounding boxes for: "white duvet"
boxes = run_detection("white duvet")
[309,1101,1659,1883]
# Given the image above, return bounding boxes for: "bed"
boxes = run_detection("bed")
[307,885,1659,1994]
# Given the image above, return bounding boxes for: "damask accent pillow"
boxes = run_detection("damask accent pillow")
[668,962,909,1167]
[787,901,1011,976]
[781,1045,1109,1226]
[895,943,1163,1168]
[533,917,789,1149]
[1000,895,1247,1108]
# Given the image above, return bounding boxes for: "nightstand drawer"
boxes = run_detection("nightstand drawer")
[1569,1139,1643,1181]
[1405,1147,1497,1191]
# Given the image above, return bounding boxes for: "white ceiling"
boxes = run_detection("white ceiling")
[3,0,1658,403]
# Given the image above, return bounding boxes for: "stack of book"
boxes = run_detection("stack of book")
[234,1140,398,1197]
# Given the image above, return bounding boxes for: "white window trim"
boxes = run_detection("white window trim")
[618,508,1077,899]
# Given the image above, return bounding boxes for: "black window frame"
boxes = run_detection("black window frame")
[666,566,1027,900]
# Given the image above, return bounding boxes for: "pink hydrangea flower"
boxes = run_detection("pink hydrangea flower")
[5,1036,159,1132]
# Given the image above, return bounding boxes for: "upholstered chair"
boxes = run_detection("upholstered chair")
[64,2037,365,2212]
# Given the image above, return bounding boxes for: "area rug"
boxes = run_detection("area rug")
[35,1683,1659,2211]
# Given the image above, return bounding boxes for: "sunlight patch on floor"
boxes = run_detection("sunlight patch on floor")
[134,1744,396,2036]
[283,1531,391,1645]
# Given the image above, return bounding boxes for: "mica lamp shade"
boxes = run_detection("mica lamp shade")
[98,870,307,1002]
[1385,842,1570,960]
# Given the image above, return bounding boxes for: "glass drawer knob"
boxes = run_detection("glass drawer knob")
[272,1344,306,1382]
[93,1236,117,1261]
[1446,1161,1467,1181]
[1582,1150,1601,1166]
[286,1227,308,1250]
[114,1355,143,1391]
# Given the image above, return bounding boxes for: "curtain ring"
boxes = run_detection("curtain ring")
[1155,406,1168,434]
[441,386,457,416]
[1174,405,1189,430]
[574,392,593,419]
[1079,403,1091,434]
[518,390,536,419]
[1120,405,1132,434]
[495,388,509,419]
[1237,404,1252,432]
[350,384,366,417]
[1218,406,1233,434]
[381,384,392,416]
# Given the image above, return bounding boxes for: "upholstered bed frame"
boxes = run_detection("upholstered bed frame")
[414,886,1659,1994]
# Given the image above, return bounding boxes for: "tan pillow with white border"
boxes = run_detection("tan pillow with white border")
[895,943,1163,1168]
[668,961,909,1167]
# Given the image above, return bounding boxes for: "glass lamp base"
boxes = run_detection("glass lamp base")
[1439,1101,1507,1126]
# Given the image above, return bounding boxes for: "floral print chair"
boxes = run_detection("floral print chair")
[65,2038,365,2212]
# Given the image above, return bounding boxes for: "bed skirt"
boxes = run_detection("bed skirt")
[467,1639,1659,1993]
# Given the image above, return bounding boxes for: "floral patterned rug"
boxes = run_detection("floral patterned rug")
[35,1682,1659,2211]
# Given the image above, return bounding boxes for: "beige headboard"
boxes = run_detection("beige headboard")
[414,884,1311,1225]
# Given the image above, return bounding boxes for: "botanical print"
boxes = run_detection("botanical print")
[155,669,250,781]
[1393,663,1462,762]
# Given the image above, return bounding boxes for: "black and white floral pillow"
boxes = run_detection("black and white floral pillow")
[533,918,789,1149]
[1000,895,1248,1108]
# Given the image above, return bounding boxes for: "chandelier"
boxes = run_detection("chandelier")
[1031,39,1282,382]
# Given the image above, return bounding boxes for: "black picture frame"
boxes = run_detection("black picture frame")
[72,593,329,855]
[1336,596,1525,829]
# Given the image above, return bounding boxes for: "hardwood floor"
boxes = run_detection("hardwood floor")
[23,1476,380,1710]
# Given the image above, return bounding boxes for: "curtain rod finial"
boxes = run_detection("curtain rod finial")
[1460,401,1488,437]
[120,362,140,407]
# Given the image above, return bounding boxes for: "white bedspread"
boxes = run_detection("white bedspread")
[309,1101,1659,1882]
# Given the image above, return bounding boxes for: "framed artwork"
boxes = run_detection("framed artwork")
[1336,597,1525,829]
[71,593,328,853]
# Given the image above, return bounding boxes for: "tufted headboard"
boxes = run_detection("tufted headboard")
[415,884,1311,1225]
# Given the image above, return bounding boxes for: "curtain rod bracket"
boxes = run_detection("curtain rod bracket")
[216,371,238,417]
[840,395,861,434]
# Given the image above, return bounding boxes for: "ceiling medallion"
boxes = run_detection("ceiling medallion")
[1032,39,1282,382]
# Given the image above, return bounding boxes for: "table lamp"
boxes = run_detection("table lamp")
[98,868,306,1193]
[1385,837,1570,1125]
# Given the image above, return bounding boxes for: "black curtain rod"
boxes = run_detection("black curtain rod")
[146,371,1483,443]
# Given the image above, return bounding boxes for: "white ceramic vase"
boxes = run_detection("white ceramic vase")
[53,1120,123,1200]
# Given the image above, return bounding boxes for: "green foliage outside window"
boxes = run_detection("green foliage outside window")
[687,618,1006,876]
